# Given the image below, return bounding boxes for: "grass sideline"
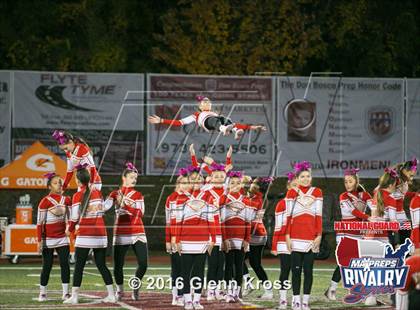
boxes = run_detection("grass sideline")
[0,258,392,310]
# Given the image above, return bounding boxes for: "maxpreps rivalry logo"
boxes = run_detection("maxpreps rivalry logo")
[35,74,117,112]
[365,106,395,142]
[336,237,412,304]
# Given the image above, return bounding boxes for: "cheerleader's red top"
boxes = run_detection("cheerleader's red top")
[63,143,101,190]
[248,191,267,245]
[410,193,420,249]
[338,191,371,238]
[285,185,323,252]
[271,199,289,254]
[36,193,71,248]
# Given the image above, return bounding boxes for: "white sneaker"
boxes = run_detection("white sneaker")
[224,294,235,303]
[207,290,215,301]
[219,124,233,136]
[260,290,273,300]
[324,287,336,301]
[292,301,301,310]
[278,300,288,309]
[115,291,123,301]
[234,129,244,140]
[215,290,225,300]
[184,301,194,310]
[176,296,185,306]
[103,295,117,303]
[364,296,377,306]
[193,301,204,309]
[38,294,47,302]
[172,297,178,306]
[62,293,71,301]
[63,295,78,304]
[302,303,311,310]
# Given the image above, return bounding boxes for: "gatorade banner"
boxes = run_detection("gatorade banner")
[0,71,11,167]
[0,141,77,189]
[277,77,404,178]
[146,74,276,176]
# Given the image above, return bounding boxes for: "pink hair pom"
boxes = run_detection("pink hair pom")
[344,168,360,176]
[125,162,138,173]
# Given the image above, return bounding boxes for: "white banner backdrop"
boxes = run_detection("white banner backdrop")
[0,71,11,167]
[13,71,144,130]
[277,77,404,178]
[146,74,276,176]
[407,79,420,172]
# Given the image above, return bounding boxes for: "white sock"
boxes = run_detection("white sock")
[172,286,177,298]
[71,287,79,298]
[236,286,241,297]
[116,284,124,293]
[40,285,47,295]
[303,294,310,304]
[193,293,201,303]
[184,293,192,303]
[330,281,338,290]
[106,284,114,297]
[62,283,69,295]
[280,290,287,301]
[243,273,250,280]
[292,295,301,303]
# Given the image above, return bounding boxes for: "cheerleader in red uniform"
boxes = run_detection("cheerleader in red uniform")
[410,193,420,251]
[271,172,298,309]
[325,168,373,301]
[219,171,253,303]
[64,164,115,304]
[165,171,188,306]
[175,166,216,309]
[242,177,273,300]
[285,161,322,310]
[37,173,71,302]
[203,163,228,301]
[148,95,266,140]
[52,130,102,191]
[104,163,148,301]
[390,158,418,245]
[396,252,420,310]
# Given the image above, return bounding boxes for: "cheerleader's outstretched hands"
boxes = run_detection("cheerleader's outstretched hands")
[148,115,161,124]
[189,144,195,156]
[250,125,267,131]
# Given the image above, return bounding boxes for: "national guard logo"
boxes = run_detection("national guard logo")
[366,106,394,141]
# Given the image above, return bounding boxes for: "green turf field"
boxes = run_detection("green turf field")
[0,259,393,309]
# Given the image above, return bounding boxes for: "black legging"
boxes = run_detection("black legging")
[331,265,341,283]
[206,246,225,286]
[73,247,113,287]
[171,253,182,296]
[204,116,233,131]
[243,245,269,282]
[40,246,70,286]
[114,241,148,285]
[291,251,314,295]
[224,249,245,288]
[181,253,207,295]
[279,254,291,289]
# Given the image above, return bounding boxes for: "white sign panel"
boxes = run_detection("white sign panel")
[13,71,144,131]
[277,77,404,178]
[0,71,11,167]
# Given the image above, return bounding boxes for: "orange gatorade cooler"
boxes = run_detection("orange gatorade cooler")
[16,195,33,225]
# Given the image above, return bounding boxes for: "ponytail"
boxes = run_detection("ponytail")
[76,168,91,212]
[375,190,385,217]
